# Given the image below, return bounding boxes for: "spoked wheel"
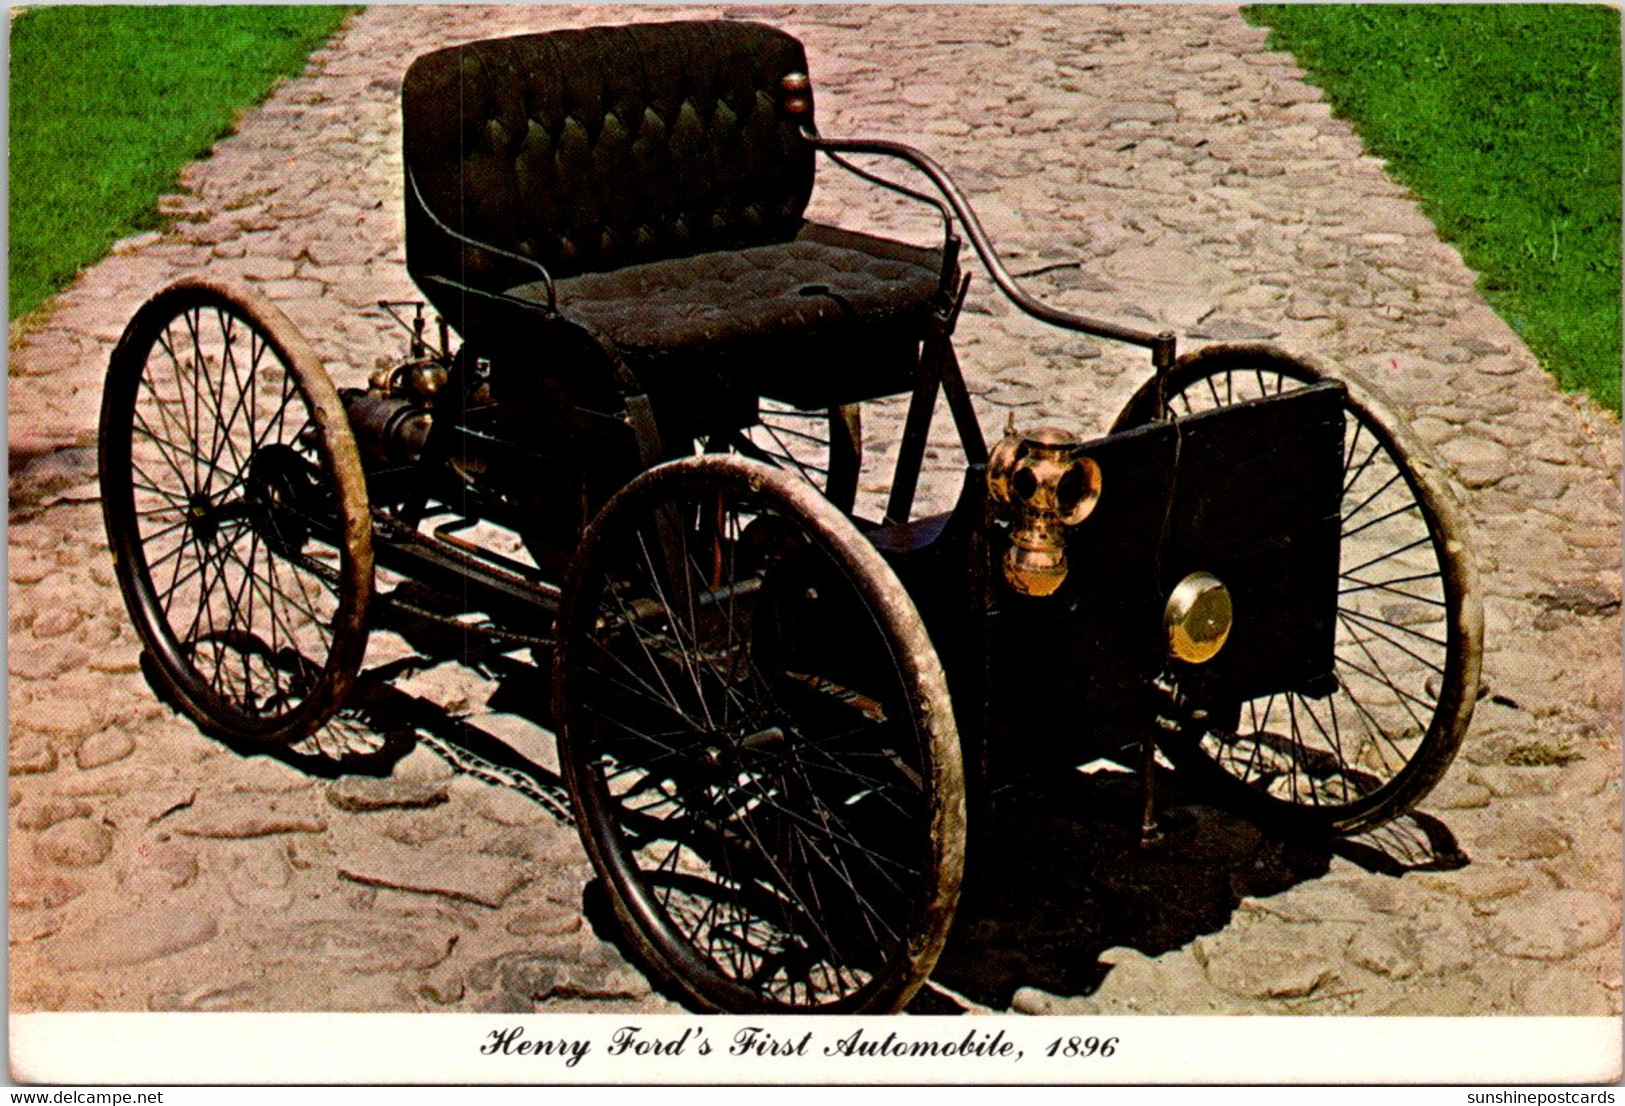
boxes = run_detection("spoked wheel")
[1114,343,1482,834]
[710,400,863,513]
[100,278,373,746]
[554,455,964,1012]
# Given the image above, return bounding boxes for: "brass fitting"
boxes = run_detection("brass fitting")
[780,72,812,115]
[369,359,448,406]
[1163,571,1233,664]
[987,419,1101,597]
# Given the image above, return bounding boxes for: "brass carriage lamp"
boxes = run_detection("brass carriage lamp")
[986,419,1102,596]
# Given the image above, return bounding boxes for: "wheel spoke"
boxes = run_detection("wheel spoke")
[710,403,857,511]
[207,309,260,477]
[759,421,820,486]
[1328,664,1409,777]
[1336,616,1434,727]
[154,326,202,490]
[634,529,718,733]
[602,573,710,733]
[755,420,834,447]
[1342,468,1406,529]
[223,539,330,648]
[1341,533,1434,578]
[130,407,203,495]
[1285,694,1311,805]
[159,529,206,615]
[1340,605,1449,651]
[129,470,193,509]
[1342,435,1385,499]
[1339,571,1447,605]
[1337,609,1448,674]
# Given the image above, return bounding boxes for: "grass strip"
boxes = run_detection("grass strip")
[10,5,356,321]
[1246,5,1622,412]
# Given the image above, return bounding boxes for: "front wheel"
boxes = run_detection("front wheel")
[554,455,964,1011]
[99,278,373,746]
[1115,343,1482,834]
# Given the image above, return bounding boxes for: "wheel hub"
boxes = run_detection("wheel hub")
[245,445,316,555]
[695,721,792,774]
[187,492,221,545]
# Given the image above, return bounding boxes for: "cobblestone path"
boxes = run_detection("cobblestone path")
[9,5,1620,1016]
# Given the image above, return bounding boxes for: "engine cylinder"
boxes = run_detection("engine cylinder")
[344,391,433,466]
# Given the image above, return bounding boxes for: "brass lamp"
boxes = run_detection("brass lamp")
[986,420,1101,597]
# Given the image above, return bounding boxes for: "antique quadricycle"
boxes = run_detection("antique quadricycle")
[99,21,1482,1013]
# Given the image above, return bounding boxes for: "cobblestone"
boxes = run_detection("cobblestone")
[1489,892,1622,962]
[170,798,330,839]
[245,918,455,974]
[14,797,94,831]
[326,776,450,813]
[52,904,220,971]
[11,865,88,911]
[337,839,532,908]
[7,5,1619,1018]
[33,818,115,868]
[75,729,137,771]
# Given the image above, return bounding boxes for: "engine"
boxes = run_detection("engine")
[343,358,449,469]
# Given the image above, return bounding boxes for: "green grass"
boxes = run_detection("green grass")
[1246,5,1622,412]
[10,6,355,321]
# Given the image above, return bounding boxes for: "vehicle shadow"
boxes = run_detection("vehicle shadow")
[934,767,1324,1008]
[170,621,1465,1014]
[930,764,1466,1010]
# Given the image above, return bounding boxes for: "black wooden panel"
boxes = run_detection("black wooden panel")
[986,382,1344,774]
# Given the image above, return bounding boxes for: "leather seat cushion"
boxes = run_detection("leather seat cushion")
[505,222,941,404]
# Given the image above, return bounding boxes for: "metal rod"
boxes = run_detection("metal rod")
[407,165,558,312]
[431,517,546,583]
[938,341,989,466]
[1139,732,1164,848]
[371,514,562,621]
[804,130,1177,363]
[823,147,955,244]
[885,334,946,525]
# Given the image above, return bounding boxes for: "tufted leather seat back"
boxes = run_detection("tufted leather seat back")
[403,21,816,289]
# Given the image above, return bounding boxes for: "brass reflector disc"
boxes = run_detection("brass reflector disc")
[1164,571,1232,664]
